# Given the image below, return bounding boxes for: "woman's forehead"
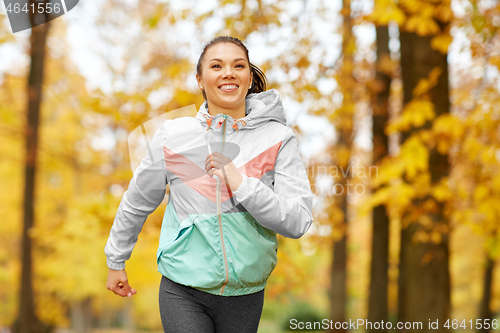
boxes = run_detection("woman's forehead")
[205,43,248,61]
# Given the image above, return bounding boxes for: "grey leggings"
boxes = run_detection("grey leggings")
[158,275,265,333]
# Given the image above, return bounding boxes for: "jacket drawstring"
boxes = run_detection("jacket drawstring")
[203,113,213,131]
[232,119,247,132]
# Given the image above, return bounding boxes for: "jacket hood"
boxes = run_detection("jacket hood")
[195,88,286,133]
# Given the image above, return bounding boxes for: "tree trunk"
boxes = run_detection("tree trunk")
[123,299,135,332]
[368,25,391,333]
[329,0,354,331]
[12,5,52,333]
[330,214,347,330]
[398,24,451,333]
[477,256,494,333]
[397,220,408,326]
[70,297,93,333]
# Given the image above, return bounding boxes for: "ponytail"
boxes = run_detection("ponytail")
[249,63,266,95]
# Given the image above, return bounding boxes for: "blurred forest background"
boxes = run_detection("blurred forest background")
[1,0,500,332]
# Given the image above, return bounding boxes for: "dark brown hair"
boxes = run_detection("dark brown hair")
[196,36,267,100]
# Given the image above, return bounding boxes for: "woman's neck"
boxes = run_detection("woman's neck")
[206,101,246,120]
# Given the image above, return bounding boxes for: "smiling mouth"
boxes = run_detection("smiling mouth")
[219,84,239,92]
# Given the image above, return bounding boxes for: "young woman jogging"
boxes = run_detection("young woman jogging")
[104,36,314,332]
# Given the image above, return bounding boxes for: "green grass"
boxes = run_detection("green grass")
[258,319,282,333]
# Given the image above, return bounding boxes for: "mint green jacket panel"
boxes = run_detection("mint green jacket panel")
[157,203,278,296]
[157,203,225,291]
[221,211,278,289]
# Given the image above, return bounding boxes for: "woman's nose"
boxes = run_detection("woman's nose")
[222,66,235,78]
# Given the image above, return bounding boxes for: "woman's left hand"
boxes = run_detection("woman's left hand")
[205,152,243,192]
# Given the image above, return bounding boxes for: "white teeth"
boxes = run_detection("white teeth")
[219,85,238,90]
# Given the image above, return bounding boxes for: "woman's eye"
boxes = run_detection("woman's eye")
[236,64,244,68]
[211,64,220,68]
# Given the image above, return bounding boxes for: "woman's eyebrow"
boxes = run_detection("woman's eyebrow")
[209,58,246,62]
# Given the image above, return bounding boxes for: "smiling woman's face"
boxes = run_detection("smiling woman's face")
[196,42,253,115]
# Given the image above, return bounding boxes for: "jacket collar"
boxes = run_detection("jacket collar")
[195,89,286,133]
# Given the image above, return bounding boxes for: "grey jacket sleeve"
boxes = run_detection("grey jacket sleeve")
[104,122,169,270]
[232,127,313,239]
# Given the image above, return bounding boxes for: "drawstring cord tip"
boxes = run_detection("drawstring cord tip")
[203,113,213,131]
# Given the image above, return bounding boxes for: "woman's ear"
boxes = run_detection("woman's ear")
[196,74,203,90]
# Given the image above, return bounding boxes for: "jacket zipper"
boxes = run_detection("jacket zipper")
[217,114,229,295]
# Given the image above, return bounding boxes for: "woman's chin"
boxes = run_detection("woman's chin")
[215,94,245,107]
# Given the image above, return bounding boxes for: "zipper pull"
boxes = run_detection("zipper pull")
[217,114,227,129]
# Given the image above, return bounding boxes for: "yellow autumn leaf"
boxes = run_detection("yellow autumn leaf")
[369,1,406,26]
[431,32,453,54]
[474,184,489,202]
[386,116,410,134]
[413,171,431,197]
[428,66,443,85]
[492,174,500,190]
[400,0,422,15]
[413,229,430,243]
[367,186,392,208]
[378,54,395,75]
[413,67,442,97]
[484,237,500,258]
[478,201,495,224]
[479,146,493,164]
[432,114,464,154]
[431,230,442,244]
[463,136,482,161]
[431,177,453,202]
[434,2,454,23]
[408,99,436,127]
[336,145,351,168]
[391,182,417,214]
[417,129,432,142]
[372,158,404,187]
[405,15,441,36]
[490,56,500,71]
[386,99,435,133]
[387,6,406,26]
[400,135,429,179]
[412,79,432,97]
[422,198,439,212]
[418,213,433,229]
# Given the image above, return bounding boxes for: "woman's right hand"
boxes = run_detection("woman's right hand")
[106,268,137,298]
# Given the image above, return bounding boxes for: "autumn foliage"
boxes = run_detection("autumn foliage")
[0,0,499,331]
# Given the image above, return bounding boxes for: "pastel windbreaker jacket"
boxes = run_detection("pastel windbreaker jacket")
[104,89,314,296]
